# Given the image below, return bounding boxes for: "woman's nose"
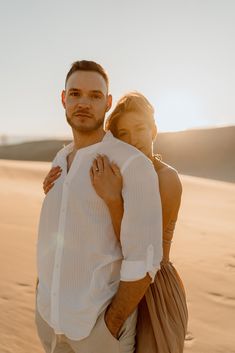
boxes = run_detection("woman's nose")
[130,132,138,146]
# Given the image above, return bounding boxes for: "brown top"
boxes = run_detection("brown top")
[152,156,182,262]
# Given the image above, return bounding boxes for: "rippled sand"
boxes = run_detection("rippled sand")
[0,160,234,353]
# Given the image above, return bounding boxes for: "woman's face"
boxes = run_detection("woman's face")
[115,112,153,158]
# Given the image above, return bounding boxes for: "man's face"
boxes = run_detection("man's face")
[62,70,112,133]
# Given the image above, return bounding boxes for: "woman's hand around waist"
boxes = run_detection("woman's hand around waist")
[90,154,123,206]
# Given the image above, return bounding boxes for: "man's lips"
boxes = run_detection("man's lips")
[74,113,93,118]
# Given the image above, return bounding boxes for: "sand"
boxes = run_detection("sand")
[0,159,234,353]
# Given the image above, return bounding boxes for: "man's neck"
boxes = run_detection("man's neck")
[72,127,106,151]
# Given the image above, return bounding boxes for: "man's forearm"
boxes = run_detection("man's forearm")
[105,273,152,337]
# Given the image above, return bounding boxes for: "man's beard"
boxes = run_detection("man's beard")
[66,112,104,133]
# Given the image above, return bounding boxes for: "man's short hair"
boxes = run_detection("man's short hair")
[65,60,109,89]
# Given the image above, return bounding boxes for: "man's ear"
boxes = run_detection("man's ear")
[106,94,112,112]
[61,90,66,109]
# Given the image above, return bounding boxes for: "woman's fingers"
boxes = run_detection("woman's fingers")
[89,167,94,183]
[48,173,61,184]
[92,155,121,177]
[100,155,121,177]
[43,166,62,193]
[51,165,61,173]
[92,159,99,174]
[96,155,104,173]
[43,167,61,185]
[102,155,121,176]
[102,155,114,173]
[89,155,122,204]
[102,155,109,167]
[44,170,61,186]
[110,162,122,177]
[44,166,62,194]
[44,183,54,195]
[48,166,61,177]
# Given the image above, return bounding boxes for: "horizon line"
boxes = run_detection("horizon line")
[0,123,234,146]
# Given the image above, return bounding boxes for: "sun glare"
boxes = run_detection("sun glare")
[155,91,208,132]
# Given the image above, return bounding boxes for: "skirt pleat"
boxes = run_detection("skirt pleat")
[135,260,188,353]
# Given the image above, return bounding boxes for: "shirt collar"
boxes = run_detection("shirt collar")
[62,130,114,156]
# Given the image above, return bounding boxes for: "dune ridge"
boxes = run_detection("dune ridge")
[0,126,234,183]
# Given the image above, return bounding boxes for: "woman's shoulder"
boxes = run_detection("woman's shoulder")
[153,158,182,197]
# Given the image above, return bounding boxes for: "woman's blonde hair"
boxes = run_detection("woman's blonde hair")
[105,91,157,140]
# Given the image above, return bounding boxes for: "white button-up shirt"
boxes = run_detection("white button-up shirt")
[36,131,162,340]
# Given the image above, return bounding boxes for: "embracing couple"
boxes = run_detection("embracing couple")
[35,60,188,353]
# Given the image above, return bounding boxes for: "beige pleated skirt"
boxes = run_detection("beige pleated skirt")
[135,260,188,353]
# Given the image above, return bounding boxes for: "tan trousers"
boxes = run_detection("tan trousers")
[35,300,138,353]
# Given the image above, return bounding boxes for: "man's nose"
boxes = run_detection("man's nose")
[76,96,91,108]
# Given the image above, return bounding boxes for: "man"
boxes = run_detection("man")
[35,60,162,353]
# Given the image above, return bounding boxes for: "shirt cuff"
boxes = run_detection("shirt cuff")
[120,260,147,281]
[148,265,160,283]
[120,244,160,283]
[120,260,159,283]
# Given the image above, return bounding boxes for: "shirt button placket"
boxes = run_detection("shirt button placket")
[50,182,68,330]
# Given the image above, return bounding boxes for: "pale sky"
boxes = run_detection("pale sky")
[0,0,234,139]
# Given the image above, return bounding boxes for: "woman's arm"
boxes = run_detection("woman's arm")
[158,167,182,261]
[160,168,182,237]
[105,197,124,241]
[90,155,123,241]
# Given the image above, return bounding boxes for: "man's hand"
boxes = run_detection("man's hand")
[104,304,124,339]
[104,274,152,339]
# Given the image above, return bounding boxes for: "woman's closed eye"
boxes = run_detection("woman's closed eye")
[118,131,128,137]
[135,125,147,132]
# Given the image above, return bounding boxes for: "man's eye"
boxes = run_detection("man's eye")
[70,92,80,97]
[91,94,102,99]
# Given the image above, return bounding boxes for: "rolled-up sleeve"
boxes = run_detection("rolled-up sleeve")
[120,154,162,283]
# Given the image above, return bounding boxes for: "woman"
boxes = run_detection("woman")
[42,92,188,353]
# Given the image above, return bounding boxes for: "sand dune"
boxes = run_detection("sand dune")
[155,126,235,183]
[0,126,234,183]
[0,160,234,353]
